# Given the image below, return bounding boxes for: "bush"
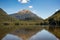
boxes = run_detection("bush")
[35,23,40,25]
[15,23,19,25]
[3,23,9,25]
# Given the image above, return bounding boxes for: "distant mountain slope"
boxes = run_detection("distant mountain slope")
[45,10,60,25]
[0,8,18,22]
[10,9,43,21]
[46,10,60,21]
[0,8,20,40]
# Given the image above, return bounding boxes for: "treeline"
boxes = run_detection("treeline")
[48,18,60,26]
[1,18,60,26]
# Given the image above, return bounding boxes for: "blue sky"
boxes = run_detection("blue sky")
[0,0,60,19]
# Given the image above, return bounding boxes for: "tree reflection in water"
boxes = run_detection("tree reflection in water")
[48,25,60,39]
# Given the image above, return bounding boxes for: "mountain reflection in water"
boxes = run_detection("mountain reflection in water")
[2,25,60,40]
[29,29,58,40]
[2,34,22,40]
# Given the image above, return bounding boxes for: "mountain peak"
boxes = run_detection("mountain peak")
[0,8,4,11]
[0,8,8,15]
[54,9,60,15]
[0,8,2,9]
[10,9,43,20]
[18,9,31,14]
[56,9,60,12]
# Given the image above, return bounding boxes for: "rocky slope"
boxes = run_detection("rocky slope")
[10,9,43,21]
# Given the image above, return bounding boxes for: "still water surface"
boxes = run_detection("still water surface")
[2,29,58,40]
[2,34,22,40]
[29,29,58,40]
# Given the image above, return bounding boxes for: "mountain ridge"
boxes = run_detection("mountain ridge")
[46,10,60,20]
[0,8,19,22]
[10,9,43,21]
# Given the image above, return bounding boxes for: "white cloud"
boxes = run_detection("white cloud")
[18,0,30,4]
[28,6,33,8]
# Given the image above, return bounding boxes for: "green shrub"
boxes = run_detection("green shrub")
[15,23,19,25]
[3,23,9,25]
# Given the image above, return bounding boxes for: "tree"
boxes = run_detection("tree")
[48,18,56,25]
